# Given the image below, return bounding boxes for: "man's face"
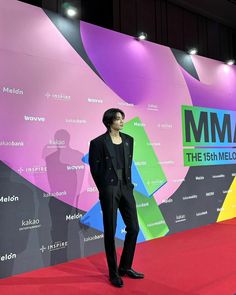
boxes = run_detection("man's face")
[110,112,124,131]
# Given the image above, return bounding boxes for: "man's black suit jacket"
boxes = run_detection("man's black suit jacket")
[89,131,134,193]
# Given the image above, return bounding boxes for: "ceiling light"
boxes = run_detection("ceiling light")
[226,59,235,65]
[188,48,198,55]
[66,7,77,18]
[138,32,147,40]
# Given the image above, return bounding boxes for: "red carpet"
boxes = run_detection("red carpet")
[1,219,236,295]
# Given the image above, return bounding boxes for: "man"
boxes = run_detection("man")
[89,108,144,287]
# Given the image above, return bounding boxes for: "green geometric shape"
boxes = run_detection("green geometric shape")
[134,190,169,240]
[123,117,167,197]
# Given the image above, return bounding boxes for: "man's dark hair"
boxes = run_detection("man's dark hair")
[102,108,125,130]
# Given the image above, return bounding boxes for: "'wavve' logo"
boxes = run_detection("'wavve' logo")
[24,115,46,122]
[67,165,85,170]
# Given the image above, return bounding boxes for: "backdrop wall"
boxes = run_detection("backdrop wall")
[1,0,236,279]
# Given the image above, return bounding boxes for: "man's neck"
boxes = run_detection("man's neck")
[109,129,120,138]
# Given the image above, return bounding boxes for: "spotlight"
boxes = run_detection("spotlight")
[66,7,77,18]
[226,59,235,65]
[188,48,198,55]
[138,32,147,40]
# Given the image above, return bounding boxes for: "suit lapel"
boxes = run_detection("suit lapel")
[104,132,118,176]
[120,132,129,173]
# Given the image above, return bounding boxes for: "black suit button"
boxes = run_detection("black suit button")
[129,155,132,158]
[128,166,131,168]
[109,167,111,170]
[110,179,114,182]
[128,177,130,180]
[105,156,109,159]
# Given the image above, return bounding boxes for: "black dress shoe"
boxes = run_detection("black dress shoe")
[118,268,144,279]
[109,276,124,288]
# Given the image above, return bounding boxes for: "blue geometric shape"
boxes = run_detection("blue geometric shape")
[131,161,150,198]
[81,201,145,243]
[82,153,89,164]
[80,201,104,231]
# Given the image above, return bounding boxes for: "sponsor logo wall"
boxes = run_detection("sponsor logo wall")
[0,0,236,278]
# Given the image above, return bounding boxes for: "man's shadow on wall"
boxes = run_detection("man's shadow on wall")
[42,129,85,265]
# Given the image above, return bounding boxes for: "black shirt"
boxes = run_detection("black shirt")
[113,142,125,169]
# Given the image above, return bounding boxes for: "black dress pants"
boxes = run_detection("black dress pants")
[99,180,139,279]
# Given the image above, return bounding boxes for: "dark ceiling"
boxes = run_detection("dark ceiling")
[16,0,236,61]
[18,0,236,29]
[169,0,236,29]
[20,0,236,29]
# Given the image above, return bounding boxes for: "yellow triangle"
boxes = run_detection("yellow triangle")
[217,177,236,222]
